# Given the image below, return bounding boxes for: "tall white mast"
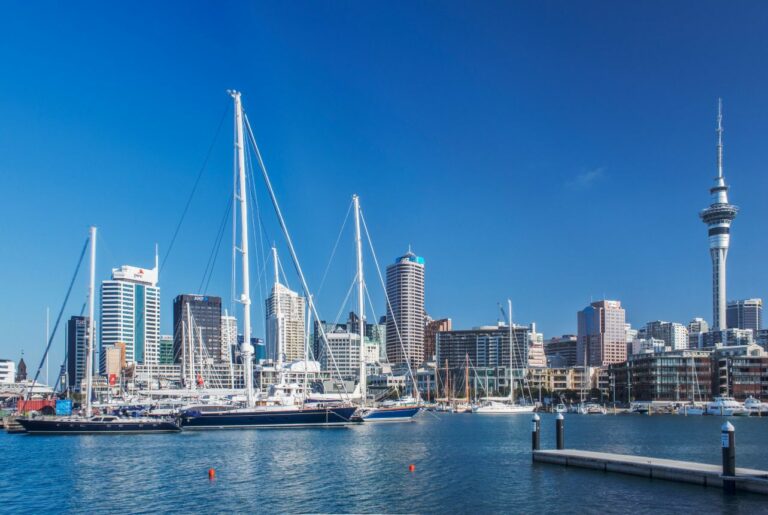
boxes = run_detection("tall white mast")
[186,303,195,388]
[84,226,96,417]
[508,299,514,403]
[353,195,366,402]
[231,90,255,407]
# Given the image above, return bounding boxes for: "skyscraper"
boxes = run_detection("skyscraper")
[100,260,160,365]
[385,249,425,367]
[66,315,91,391]
[700,99,738,331]
[726,299,763,333]
[265,284,306,364]
[158,334,174,365]
[221,312,238,364]
[577,300,627,366]
[173,295,223,363]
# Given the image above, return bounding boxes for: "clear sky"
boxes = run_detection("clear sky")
[1,2,767,377]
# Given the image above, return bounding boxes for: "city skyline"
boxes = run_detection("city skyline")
[2,3,768,373]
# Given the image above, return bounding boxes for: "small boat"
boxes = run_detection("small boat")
[678,403,705,416]
[705,396,747,416]
[18,415,181,434]
[584,403,607,415]
[554,403,567,414]
[744,396,768,416]
[473,400,536,414]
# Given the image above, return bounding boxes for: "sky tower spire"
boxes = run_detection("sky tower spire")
[700,99,739,331]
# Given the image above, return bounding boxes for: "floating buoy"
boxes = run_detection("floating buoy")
[208,468,216,479]
[408,464,415,472]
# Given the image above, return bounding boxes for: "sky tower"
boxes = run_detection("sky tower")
[700,99,739,331]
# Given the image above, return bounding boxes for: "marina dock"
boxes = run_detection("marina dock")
[533,449,768,495]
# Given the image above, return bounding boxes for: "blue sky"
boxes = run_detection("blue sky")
[1,2,767,376]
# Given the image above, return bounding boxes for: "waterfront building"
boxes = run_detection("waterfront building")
[173,294,223,363]
[688,318,709,349]
[726,298,762,333]
[221,312,237,364]
[610,350,714,403]
[700,100,738,331]
[0,359,15,384]
[265,283,306,364]
[577,300,627,366]
[424,317,451,363]
[158,335,174,365]
[385,249,425,367]
[544,335,578,368]
[100,260,160,365]
[436,323,533,393]
[712,344,768,399]
[66,315,91,391]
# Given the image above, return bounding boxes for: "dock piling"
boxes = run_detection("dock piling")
[556,413,564,450]
[722,422,736,494]
[532,414,541,451]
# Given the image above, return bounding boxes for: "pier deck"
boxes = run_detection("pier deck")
[533,449,768,495]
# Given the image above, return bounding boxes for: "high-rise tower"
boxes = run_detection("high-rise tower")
[700,99,739,331]
[385,249,425,367]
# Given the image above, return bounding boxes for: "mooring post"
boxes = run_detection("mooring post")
[532,413,541,451]
[556,413,564,450]
[722,421,736,494]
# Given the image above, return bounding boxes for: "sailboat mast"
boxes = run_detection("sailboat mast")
[231,90,255,407]
[272,246,283,368]
[508,299,515,404]
[84,226,96,417]
[353,195,366,402]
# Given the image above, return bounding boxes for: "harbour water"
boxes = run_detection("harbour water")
[2,414,767,513]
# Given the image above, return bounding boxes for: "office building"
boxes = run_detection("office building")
[0,359,15,384]
[158,335,174,365]
[646,321,689,350]
[702,328,754,348]
[700,100,738,330]
[318,328,361,380]
[577,300,627,366]
[424,317,451,363]
[726,299,762,333]
[436,324,532,371]
[545,335,578,368]
[385,249,425,367]
[688,318,709,349]
[265,282,306,364]
[173,295,223,363]
[100,260,160,365]
[66,315,91,391]
[221,313,238,364]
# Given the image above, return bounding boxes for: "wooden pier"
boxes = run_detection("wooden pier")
[533,449,768,495]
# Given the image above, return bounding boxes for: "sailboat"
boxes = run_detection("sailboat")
[474,301,535,414]
[179,91,356,429]
[18,227,181,434]
[344,196,420,423]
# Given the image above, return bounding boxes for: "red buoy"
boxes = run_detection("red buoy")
[408,464,415,472]
[208,468,216,479]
